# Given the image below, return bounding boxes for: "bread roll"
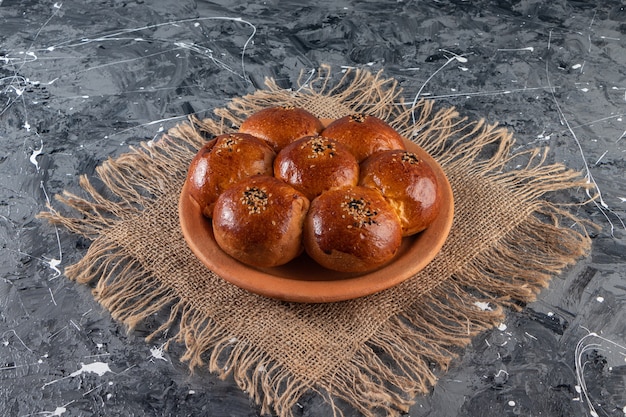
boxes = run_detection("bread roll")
[212,175,310,268]
[274,135,360,201]
[359,150,440,236]
[185,133,276,218]
[321,113,406,162]
[238,106,324,152]
[303,186,402,273]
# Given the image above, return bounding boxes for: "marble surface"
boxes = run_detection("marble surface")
[1,1,625,416]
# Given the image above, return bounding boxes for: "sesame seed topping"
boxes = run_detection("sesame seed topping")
[240,186,269,214]
[350,113,366,123]
[217,134,240,152]
[304,137,336,158]
[401,152,419,164]
[340,197,378,227]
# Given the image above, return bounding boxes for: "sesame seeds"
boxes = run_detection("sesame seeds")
[341,197,378,228]
[304,136,336,158]
[217,134,241,152]
[401,152,419,164]
[350,113,367,123]
[241,186,269,214]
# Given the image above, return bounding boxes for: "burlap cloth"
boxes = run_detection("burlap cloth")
[41,65,593,416]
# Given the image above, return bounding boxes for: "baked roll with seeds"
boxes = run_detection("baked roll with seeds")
[359,150,440,236]
[212,175,310,268]
[321,113,406,162]
[303,186,402,273]
[186,133,276,218]
[274,135,360,201]
[238,106,324,152]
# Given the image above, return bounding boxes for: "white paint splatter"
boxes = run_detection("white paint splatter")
[537,131,552,141]
[69,319,81,331]
[497,323,507,331]
[33,401,75,417]
[595,150,608,165]
[495,369,509,378]
[544,60,625,235]
[581,88,589,92]
[46,258,61,277]
[575,330,626,417]
[30,140,43,171]
[572,63,582,69]
[525,332,538,340]
[70,362,111,377]
[474,301,492,311]
[439,48,468,64]
[42,362,112,388]
[49,406,67,416]
[48,288,57,305]
[508,400,516,406]
[596,296,604,303]
[2,329,33,352]
[454,55,468,63]
[149,345,168,362]
[497,46,534,52]
[410,49,472,128]
[40,182,64,278]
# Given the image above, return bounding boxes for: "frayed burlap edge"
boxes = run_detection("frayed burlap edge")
[39,64,594,417]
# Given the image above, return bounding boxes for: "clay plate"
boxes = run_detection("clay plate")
[179,139,454,303]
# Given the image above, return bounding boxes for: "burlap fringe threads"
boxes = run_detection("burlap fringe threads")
[40,65,593,417]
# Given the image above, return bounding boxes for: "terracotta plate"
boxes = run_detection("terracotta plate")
[179,139,454,303]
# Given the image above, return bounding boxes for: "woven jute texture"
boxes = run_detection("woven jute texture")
[41,65,593,417]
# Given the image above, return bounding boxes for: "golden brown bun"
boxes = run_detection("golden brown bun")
[303,186,402,273]
[186,133,276,218]
[321,114,406,162]
[359,150,440,236]
[212,175,310,268]
[238,106,324,152]
[274,136,360,201]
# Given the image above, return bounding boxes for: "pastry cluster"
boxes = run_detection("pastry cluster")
[185,106,441,273]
